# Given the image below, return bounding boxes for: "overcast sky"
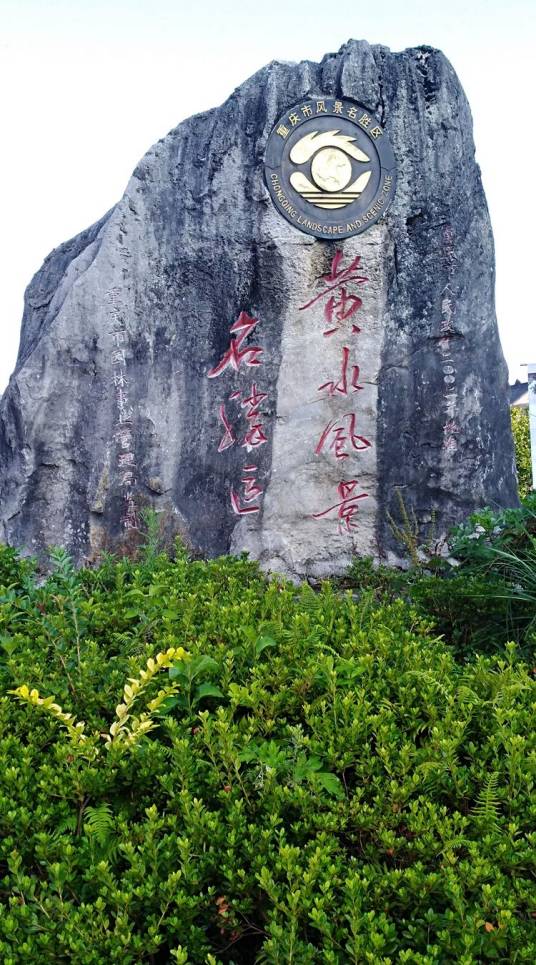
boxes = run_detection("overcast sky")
[1,0,534,392]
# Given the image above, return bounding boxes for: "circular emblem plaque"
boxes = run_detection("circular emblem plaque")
[264,97,396,240]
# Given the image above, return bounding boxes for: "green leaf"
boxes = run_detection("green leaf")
[311,771,345,799]
[256,740,289,770]
[194,683,225,704]
[238,745,260,763]
[169,662,188,681]
[255,635,277,658]
[0,636,17,657]
[155,696,181,715]
[304,755,323,772]
[190,656,220,678]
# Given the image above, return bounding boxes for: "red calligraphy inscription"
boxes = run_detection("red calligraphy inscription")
[240,383,267,418]
[318,347,364,397]
[217,383,269,452]
[208,312,263,378]
[242,423,268,452]
[208,311,269,517]
[217,404,235,452]
[313,480,369,533]
[299,251,368,337]
[315,412,371,461]
[238,383,268,452]
[231,466,263,515]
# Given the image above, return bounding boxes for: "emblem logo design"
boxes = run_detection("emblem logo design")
[264,98,396,239]
[289,131,371,210]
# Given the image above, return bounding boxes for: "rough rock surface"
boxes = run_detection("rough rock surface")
[0,39,518,576]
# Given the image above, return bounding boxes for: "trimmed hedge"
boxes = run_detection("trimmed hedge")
[0,546,534,962]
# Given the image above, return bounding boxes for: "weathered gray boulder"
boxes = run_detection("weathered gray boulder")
[0,39,518,576]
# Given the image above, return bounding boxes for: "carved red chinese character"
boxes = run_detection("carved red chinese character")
[318,347,364,396]
[299,250,368,337]
[242,423,268,452]
[230,466,263,515]
[313,479,368,533]
[239,383,268,419]
[217,384,269,452]
[322,290,363,336]
[241,466,263,501]
[217,404,236,452]
[208,312,263,378]
[315,413,371,461]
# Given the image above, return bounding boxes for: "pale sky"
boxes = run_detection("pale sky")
[1,0,534,393]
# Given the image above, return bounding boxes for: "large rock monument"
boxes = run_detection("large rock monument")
[0,40,518,576]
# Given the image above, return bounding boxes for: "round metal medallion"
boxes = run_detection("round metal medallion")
[264,97,396,239]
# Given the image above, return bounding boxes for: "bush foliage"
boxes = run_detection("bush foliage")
[349,494,536,658]
[511,407,532,499]
[0,542,534,962]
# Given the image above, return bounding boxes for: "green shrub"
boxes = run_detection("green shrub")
[345,556,412,602]
[511,407,532,499]
[443,498,536,649]
[347,498,536,659]
[0,545,36,591]
[449,496,536,569]
[0,548,534,962]
[347,559,519,659]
